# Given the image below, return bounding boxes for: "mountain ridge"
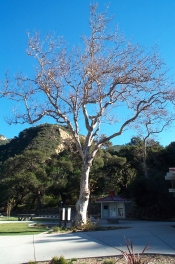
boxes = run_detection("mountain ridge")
[0,124,123,163]
[0,124,72,163]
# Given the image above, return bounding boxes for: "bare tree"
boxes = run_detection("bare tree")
[132,110,174,178]
[1,4,173,225]
[0,72,9,98]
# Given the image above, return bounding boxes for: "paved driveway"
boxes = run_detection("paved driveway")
[0,220,175,264]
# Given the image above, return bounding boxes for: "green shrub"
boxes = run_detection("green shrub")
[49,256,77,264]
[77,218,100,231]
[50,256,67,264]
[68,258,77,264]
[49,256,59,264]
[103,259,115,264]
[52,226,70,233]
[58,256,67,264]
[52,226,61,233]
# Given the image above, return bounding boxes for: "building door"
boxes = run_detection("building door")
[110,204,117,217]
[103,204,109,217]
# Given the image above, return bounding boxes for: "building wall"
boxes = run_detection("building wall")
[101,203,125,219]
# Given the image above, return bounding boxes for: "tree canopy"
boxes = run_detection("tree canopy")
[0,124,175,220]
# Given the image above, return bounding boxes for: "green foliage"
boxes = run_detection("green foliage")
[58,256,68,264]
[51,226,70,233]
[0,124,76,209]
[160,142,175,170]
[52,226,61,233]
[0,124,62,162]
[129,174,175,220]
[50,256,67,264]
[89,148,129,196]
[46,149,81,205]
[68,259,77,264]
[0,150,51,208]
[111,145,123,152]
[49,256,60,264]
[103,260,115,264]
[49,256,77,264]
[0,139,9,146]
[118,138,145,177]
[76,218,100,231]
[0,124,175,221]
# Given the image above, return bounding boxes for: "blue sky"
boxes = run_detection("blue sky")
[0,0,175,146]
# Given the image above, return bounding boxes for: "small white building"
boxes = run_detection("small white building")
[95,191,130,220]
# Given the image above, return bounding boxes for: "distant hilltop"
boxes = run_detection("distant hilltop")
[0,135,7,140]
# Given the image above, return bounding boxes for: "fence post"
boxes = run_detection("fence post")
[59,208,65,227]
[65,207,71,227]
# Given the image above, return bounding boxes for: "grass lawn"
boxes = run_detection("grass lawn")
[0,223,49,235]
[0,216,59,222]
[0,216,19,221]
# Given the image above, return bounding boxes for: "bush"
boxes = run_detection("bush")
[77,218,100,231]
[49,256,77,264]
[103,259,115,264]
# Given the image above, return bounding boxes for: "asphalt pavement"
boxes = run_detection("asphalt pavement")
[0,220,175,264]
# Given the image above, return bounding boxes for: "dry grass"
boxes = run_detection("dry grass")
[28,255,175,264]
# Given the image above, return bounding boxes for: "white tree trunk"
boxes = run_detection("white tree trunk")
[74,162,91,226]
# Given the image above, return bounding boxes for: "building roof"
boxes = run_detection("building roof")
[169,168,175,173]
[96,191,130,203]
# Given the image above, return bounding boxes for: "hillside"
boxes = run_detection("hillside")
[0,124,72,163]
[0,134,9,147]
[112,145,123,152]
[0,134,7,140]
[0,125,123,163]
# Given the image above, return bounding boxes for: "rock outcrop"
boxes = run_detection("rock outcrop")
[55,127,73,154]
[0,135,7,140]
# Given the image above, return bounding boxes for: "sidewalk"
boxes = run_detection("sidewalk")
[0,220,175,264]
